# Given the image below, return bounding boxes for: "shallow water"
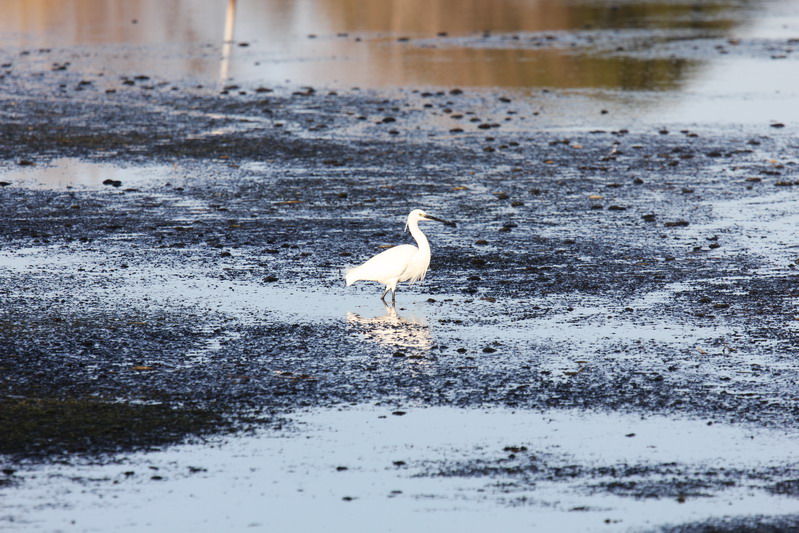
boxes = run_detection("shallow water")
[4,405,799,532]
[2,0,799,124]
[0,158,177,190]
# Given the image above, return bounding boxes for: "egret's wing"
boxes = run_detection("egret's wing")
[348,245,418,284]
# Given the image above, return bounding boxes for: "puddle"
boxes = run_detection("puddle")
[0,158,180,190]
[656,55,799,125]
[3,405,799,532]
[690,191,799,274]
[347,305,433,356]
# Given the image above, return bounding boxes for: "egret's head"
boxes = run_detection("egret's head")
[406,209,456,230]
[408,209,427,222]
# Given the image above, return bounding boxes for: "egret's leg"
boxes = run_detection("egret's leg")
[391,288,396,303]
[380,286,390,302]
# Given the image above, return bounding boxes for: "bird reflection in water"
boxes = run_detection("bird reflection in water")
[346,304,432,359]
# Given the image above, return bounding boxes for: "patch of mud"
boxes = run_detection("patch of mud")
[0,398,225,457]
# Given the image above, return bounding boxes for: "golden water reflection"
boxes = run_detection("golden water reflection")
[0,0,755,91]
[347,305,432,355]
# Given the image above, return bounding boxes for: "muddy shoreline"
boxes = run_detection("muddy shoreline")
[1,42,799,530]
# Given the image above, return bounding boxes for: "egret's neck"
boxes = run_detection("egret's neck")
[408,219,430,253]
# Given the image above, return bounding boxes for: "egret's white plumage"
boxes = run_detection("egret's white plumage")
[345,209,455,302]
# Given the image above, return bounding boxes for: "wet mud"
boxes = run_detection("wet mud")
[1,33,798,531]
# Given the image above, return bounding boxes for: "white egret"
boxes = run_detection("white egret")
[345,209,456,303]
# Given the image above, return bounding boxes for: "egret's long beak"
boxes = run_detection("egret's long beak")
[423,214,456,227]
